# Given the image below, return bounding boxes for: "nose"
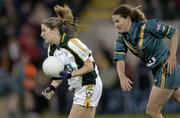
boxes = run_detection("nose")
[114,23,118,28]
[40,32,43,37]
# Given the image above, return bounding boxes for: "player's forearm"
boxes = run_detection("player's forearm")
[71,58,93,77]
[51,80,63,88]
[170,30,178,56]
[117,60,126,79]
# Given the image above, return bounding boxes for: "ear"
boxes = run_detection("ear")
[127,16,131,21]
[53,27,60,33]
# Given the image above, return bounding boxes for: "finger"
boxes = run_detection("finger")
[169,65,171,75]
[167,63,171,75]
[128,79,133,84]
[171,63,176,75]
[126,83,132,92]
[123,83,130,92]
[122,85,127,92]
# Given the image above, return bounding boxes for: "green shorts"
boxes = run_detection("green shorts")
[152,63,180,89]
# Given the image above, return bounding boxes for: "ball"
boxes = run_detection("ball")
[42,56,64,77]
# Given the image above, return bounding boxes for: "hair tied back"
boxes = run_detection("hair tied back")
[133,5,142,10]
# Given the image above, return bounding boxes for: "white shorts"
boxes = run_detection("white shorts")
[73,76,102,107]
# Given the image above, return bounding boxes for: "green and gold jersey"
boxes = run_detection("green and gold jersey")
[48,33,98,86]
[113,19,176,69]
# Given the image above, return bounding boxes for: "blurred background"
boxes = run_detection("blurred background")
[0,0,180,118]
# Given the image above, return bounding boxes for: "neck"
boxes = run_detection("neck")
[127,20,132,32]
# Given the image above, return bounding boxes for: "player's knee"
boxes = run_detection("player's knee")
[146,106,159,118]
[174,97,180,104]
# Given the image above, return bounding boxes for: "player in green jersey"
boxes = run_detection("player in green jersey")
[112,4,180,118]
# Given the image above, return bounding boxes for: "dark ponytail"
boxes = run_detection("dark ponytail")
[113,4,146,22]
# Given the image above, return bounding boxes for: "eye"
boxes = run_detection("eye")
[42,29,46,32]
[115,20,119,23]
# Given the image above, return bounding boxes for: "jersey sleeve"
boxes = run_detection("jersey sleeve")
[146,19,176,39]
[68,38,91,62]
[113,35,127,61]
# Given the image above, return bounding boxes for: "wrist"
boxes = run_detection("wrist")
[170,52,176,57]
[49,85,56,92]
[119,74,126,79]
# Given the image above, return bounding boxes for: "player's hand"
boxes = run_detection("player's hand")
[166,54,177,75]
[119,75,133,92]
[42,85,56,100]
[51,71,72,80]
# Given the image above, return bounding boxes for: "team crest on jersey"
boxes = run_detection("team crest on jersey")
[156,24,161,31]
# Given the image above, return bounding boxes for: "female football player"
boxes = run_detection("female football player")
[112,4,180,118]
[41,5,102,118]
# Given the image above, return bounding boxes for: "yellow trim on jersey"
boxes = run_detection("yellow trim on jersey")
[61,33,66,43]
[160,64,166,88]
[163,26,170,39]
[70,38,85,51]
[139,24,146,48]
[114,51,126,55]
[123,38,139,55]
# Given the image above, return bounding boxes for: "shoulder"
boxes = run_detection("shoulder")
[67,38,89,52]
[145,19,160,28]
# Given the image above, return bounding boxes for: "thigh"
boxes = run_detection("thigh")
[68,104,96,118]
[147,86,174,112]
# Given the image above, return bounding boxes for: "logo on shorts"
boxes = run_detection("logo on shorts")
[86,90,93,98]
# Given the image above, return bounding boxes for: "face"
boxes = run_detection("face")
[112,15,132,33]
[41,24,60,44]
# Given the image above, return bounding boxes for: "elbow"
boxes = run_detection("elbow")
[175,29,178,34]
[85,60,94,72]
[89,62,94,72]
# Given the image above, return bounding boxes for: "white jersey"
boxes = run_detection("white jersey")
[47,38,100,88]
[47,38,102,107]
[47,44,81,90]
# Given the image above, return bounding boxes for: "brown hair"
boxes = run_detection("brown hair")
[113,4,146,22]
[42,4,78,37]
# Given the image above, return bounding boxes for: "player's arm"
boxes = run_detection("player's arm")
[166,30,178,75]
[116,60,133,92]
[114,36,133,92]
[42,80,63,100]
[71,58,93,77]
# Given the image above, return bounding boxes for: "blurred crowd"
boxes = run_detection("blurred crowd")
[0,0,180,118]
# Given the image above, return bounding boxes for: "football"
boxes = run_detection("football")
[42,56,64,77]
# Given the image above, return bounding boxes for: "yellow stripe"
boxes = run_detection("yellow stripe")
[84,85,94,108]
[123,39,139,54]
[61,33,66,43]
[160,64,166,88]
[139,24,145,48]
[114,51,126,54]
[84,98,91,108]
[163,26,170,38]
[70,38,85,51]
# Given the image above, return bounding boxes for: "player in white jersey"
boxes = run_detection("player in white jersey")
[40,4,102,118]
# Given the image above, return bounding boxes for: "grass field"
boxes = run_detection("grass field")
[41,114,180,118]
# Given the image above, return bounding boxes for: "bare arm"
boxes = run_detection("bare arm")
[167,30,179,75]
[117,60,133,92]
[71,58,94,77]
[117,60,126,78]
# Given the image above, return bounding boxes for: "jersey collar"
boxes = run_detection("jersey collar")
[60,33,69,44]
